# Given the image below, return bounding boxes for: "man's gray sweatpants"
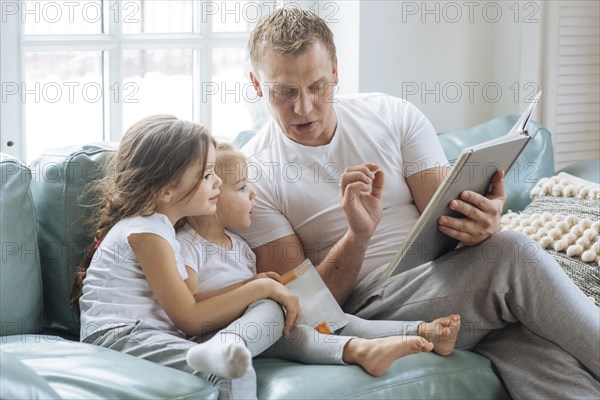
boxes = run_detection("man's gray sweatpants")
[344,231,600,399]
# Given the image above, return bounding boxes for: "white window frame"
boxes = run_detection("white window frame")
[1,2,24,159]
[1,0,281,161]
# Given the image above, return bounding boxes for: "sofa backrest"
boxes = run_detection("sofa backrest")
[29,144,117,339]
[0,153,44,336]
[438,115,554,212]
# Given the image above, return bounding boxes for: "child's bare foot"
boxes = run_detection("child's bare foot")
[343,336,434,377]
[418,314,461,356]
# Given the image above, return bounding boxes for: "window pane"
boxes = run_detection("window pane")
[23,1,105,35]
[122,49,193,130]
[24,51,104,162]
[211,1,258,33]
[122,0,193,34]
[210,48,256,141]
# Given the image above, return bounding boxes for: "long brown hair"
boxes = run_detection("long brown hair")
[70,115,215,310]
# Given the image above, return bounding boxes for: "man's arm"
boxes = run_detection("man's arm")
[254,234,305,276]
[254,232,370,304]
[254,165,506,304]
[406,166,449,213]
[255,164,384,305]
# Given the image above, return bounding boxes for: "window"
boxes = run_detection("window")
[1,0,277,162]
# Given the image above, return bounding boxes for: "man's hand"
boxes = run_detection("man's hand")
[438,170,506,246]
[338,163,384,240]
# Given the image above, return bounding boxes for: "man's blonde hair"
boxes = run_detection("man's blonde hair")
[248,7,336,69]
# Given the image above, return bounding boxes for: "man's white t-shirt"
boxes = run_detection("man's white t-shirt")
[79,213,188,340]
[177,226,257,291]
[235,93,448,281]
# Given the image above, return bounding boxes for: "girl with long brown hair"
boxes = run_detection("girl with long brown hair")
[71,115,300,399]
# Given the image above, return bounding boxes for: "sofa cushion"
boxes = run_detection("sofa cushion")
[0,153,43,335]
[29,144,118,338]
[438,115,554,213]
[254,351,510,399]
[0,350,60,399]
[0,335,218,400]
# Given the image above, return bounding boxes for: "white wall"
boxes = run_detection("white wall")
[358,0,540,132]
[327,1,360,94]
[296,0,360,94]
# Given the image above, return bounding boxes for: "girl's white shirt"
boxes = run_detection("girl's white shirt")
[79,213,188,340]
[177,225,257,292]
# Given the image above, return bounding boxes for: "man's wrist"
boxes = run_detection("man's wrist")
[344,229,372,246]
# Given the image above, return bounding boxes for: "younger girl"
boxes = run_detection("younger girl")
[178,143,461,383]
[71,115,300,399]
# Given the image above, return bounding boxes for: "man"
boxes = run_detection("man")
[236,7,599,399]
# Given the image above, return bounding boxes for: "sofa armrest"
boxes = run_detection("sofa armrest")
[556,159,600,183]
[0,350,61,399]
[0,154,43,335]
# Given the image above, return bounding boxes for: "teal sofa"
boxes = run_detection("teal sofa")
[1,115,593,399]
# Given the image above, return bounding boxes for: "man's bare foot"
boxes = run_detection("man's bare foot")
[418,314,461,356]
[343,336,434,377]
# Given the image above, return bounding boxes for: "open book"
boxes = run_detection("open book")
[385,91,542,278]
[282,259,349,334]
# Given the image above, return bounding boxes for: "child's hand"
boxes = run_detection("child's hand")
[249,271,283,284]
[265,281,301,335]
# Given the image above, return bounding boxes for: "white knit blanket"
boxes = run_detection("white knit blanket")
[502,173,600,266]
[501,172,599,303]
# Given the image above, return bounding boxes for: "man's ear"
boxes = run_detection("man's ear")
[332,57,339,86]
[249,70,263,97]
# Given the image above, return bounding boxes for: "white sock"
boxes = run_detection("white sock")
[187,333,252,379]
